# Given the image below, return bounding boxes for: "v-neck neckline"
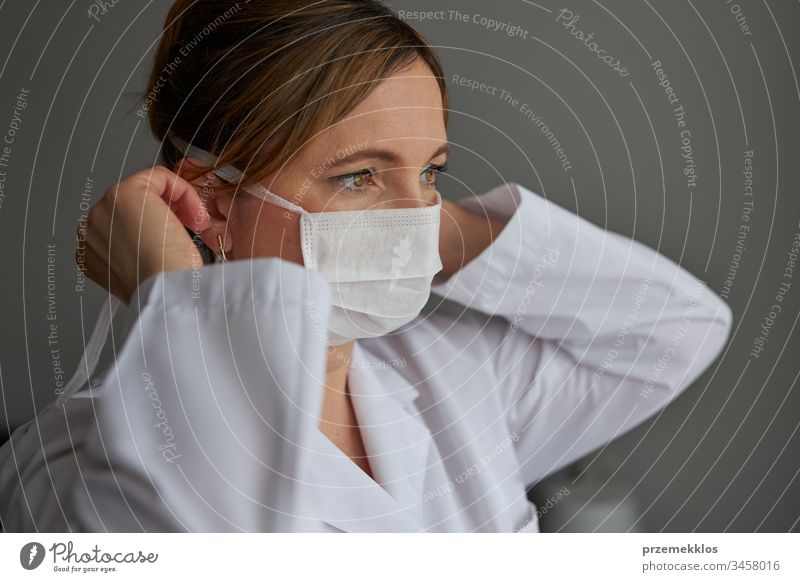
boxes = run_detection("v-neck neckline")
[344,341,433,521]
[301,340,433,532]
[317,376,377,484]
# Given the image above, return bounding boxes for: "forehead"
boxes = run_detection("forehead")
[305,59,447,159]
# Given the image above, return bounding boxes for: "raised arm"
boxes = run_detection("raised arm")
[431,182,733,486]
[0,257,333,531]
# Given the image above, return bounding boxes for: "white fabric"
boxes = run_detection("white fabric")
[0,182,733,532]
[169,134,444,346]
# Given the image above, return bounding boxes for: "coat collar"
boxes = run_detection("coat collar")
[302,340,433,532]
[348,340,420,407]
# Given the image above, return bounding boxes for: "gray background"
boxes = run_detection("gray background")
[0,0,798,532]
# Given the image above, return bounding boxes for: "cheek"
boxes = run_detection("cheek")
[232,200,304,265]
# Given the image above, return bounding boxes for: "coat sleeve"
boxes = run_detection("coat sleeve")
[430,182,733,487]
[0,257,333,532]
[0,389,102,532]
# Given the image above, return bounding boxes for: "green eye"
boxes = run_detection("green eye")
[336,168,375,191]
[421,162,448,186]
[334,162,448,192]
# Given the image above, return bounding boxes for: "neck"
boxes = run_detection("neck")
[324,339,354,396]
[319,338,373,478]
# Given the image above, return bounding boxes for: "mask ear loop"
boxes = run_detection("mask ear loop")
[53,294,121,408]
[167,133,307,216]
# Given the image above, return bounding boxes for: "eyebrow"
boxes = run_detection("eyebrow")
[324,143,449,171]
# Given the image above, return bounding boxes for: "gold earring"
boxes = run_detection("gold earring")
[216,233,228,263]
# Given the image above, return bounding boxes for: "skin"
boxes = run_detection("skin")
[79,58,506,481]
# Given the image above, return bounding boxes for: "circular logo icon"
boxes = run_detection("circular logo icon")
[20,542,46,570]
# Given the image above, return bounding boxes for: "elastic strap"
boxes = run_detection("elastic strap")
[54,295,121,407]
[167,133,306,216]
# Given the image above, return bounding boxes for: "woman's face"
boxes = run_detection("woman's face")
[214,58,448,266]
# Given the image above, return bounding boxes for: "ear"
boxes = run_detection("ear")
[171,157,233,255]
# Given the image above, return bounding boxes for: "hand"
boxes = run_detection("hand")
[437,197,507,281]
[76,166,212,304]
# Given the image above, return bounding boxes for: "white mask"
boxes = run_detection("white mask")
[166,134,443,346]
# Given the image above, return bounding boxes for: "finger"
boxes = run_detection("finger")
[171,158,225,223]
[141,167,212,232]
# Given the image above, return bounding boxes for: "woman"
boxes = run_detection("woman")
[0,0,731,532]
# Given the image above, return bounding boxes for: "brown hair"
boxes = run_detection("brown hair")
[147,0,449,192]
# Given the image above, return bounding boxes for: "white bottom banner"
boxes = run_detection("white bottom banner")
[1,533,797,580]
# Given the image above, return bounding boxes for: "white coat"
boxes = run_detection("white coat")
[0,182,732,532]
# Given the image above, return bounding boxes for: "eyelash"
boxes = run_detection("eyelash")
[335,162,449,192]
